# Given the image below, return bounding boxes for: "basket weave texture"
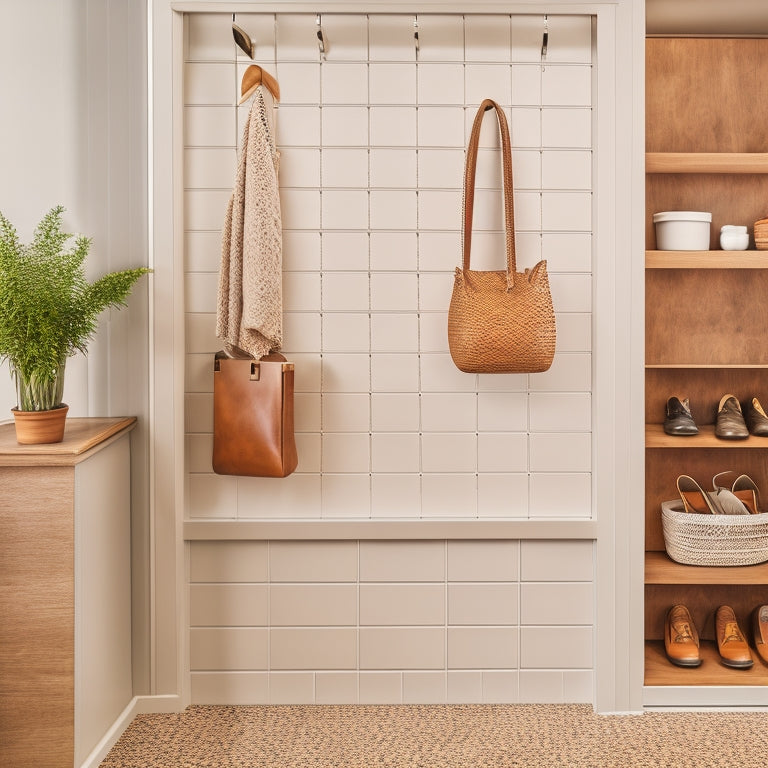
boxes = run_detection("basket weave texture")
[661,500,768,566]
[754,218,768,250]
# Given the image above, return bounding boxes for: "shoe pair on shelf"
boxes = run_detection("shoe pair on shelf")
[676,471,762,515]
[716,394,768,439]
[663,394,768,438]
[665,604,768,669]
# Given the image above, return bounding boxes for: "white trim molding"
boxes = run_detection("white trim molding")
[79,695,183,768]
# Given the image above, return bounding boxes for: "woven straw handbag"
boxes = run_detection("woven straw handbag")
[448,99,556,374]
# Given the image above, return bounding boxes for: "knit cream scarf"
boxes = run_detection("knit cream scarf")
[217,86,282,358]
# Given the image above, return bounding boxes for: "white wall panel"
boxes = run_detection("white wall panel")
[448,627,519,669]
[185,12,233,59]
[188,537,594,705]
[182,9,600,707]
[321,474,371,517]
[370,474,422,518]
[478,474,530,518]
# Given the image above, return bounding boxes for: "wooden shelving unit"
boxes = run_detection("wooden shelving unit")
[644,37,768,696]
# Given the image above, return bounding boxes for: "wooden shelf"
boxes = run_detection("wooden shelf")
[645,551,768,585]
[646,250,768,269]
[646,423,768,448]
[646,152,768,174]
[645,640,768,686]
[0,418,136,466]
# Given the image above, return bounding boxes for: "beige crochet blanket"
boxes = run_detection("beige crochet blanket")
[217,86,282,358]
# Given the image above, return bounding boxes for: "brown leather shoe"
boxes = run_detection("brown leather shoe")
[665,605,701,667]
[715,394,749,440]
[663,396,698,435]
[715,605,753,668]
[746,397,768,436]
[753,605,768,664]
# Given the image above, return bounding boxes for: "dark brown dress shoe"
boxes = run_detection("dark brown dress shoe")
[665,605,701,667]
[753,605,768,664]
[715,394,749,440]
[663,396,698,435]
[715,605,753,668]
[746,397,768,437]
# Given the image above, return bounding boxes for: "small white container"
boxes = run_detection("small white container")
[653,211,712,250]
[720,224,749,251]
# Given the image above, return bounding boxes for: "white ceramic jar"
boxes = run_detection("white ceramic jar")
[720,224,749,251]
[653,211,712,250]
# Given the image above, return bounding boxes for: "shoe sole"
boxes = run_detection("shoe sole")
[666,655,702,668]
[720,658,754,669]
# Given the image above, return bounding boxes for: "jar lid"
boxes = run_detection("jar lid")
[720,224,748,233]
[653,211,712,223]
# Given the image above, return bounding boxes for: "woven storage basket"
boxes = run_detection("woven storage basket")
[661,500,768,566]
[754,217,768,250]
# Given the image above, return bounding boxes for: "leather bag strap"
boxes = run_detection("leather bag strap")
[461,99,516,287]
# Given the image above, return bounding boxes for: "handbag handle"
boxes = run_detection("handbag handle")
[461,99,517,288]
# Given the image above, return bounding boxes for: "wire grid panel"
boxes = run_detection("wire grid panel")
[183,12,594,521]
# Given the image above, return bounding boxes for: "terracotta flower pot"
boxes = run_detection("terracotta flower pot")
[12,404,69,445]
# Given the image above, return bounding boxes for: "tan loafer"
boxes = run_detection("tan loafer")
[665,605,701,667]
[753,605,768,664]
[715,605,753,668]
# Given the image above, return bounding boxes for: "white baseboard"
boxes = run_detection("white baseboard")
[79,694,183,768]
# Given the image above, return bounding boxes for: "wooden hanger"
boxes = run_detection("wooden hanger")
[238,64,280,105]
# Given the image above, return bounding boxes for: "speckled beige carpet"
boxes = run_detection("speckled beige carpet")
[100,704,768,768]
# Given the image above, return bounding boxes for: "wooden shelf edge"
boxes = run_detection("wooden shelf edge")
[646,423,768,448]
[645,640,768,686]
[646,152,768,173]
[645,551,768,585]
[646,250,768,268]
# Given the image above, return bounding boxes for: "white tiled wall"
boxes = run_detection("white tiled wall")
[183,10,596,705]
[189,538,595,704]
[183,12,594,521]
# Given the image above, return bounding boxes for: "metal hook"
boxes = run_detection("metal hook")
[541,15,549,61]
[414,16,419,60]
[316,14,327,60]
[232,19,255,59]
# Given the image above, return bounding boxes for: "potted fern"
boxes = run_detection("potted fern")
[0,206,150,444]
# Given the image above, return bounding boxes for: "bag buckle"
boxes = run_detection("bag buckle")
[250,362,260,380]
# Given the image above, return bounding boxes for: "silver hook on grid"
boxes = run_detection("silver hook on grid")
[414,16,420,60]
[316,14,327,60]
[232,14,255,59]
[541,15,549,67]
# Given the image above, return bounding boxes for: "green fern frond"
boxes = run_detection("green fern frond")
[0,207,151,410]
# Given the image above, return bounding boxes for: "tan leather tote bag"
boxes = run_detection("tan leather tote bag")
[212,351,298,477]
